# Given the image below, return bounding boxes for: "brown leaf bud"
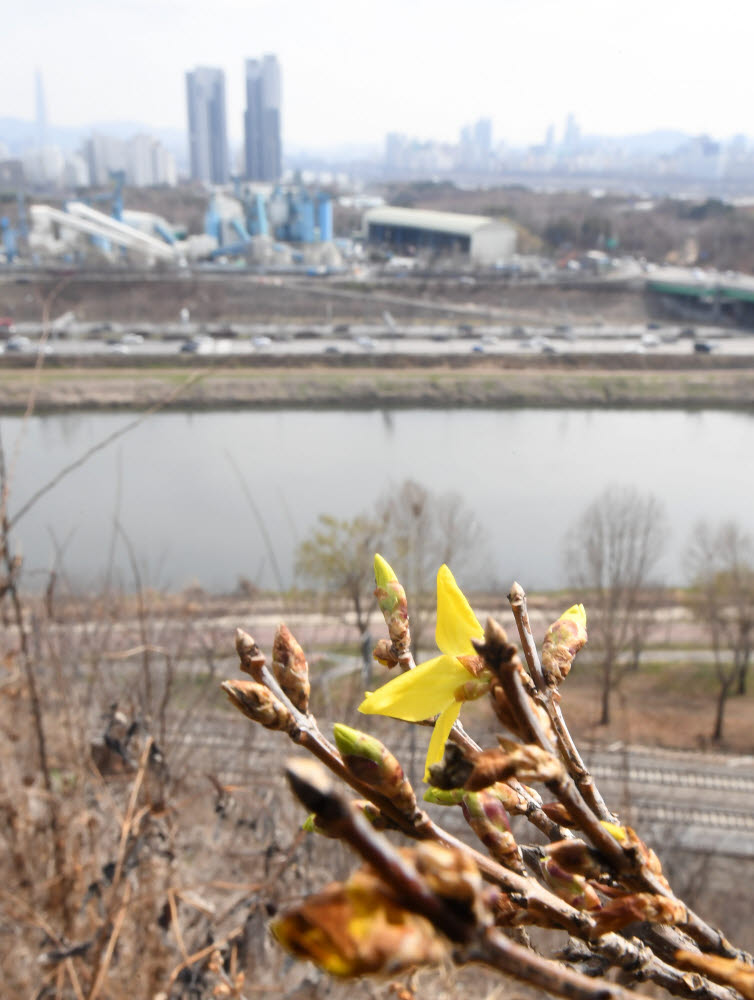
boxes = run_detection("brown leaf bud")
[372,638,399,669]
[272,623,310,712]
[488,665,557,747]
[591,893,687,936]
[221,679,296,733]
[412,842,486,923]
[426,742,476,791]
[465,743,564,792]
[543,839,604,878]
[235,628,266,681]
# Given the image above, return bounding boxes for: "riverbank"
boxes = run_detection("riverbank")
[2,355,754,411]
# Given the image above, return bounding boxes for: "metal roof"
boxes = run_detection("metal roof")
[364,205,510,237]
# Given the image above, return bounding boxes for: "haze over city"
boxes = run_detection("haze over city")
[3,0,754,151]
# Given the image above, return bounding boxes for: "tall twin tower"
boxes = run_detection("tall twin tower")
[186,55,281,185]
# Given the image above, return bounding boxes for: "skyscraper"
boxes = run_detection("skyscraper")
[186,67,229,184]
[244,55,282,182]
[35,69,48,148]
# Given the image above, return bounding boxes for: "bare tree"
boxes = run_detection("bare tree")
[295,513,383,680]
[685,519,754,742]
[295,482,480,674]
[376,480,480,657]
[564,485,667,726]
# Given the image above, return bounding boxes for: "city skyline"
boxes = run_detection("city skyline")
[2,0,754,153]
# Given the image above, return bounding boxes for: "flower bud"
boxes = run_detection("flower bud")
[221,679,295,733]
[272,623,310,712]
[541,604,587,687]
[461,790,524,873]
[271,869,447,977]
[374,554,409,649]
[465,742,564,792]
[333,723,416,816]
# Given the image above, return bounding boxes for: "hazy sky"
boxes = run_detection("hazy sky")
[3,0,752,150]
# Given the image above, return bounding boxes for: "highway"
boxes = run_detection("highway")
[3,320,754,359]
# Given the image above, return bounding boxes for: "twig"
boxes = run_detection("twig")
[466,927,654,1000]
[285,758,649,1000]
[86,882,132,1000]
[508,582,612,820]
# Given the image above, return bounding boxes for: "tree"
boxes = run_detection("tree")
[376,480,480,657]
[295,481,480,676]
[564,486,667,726]
[684,520,754,742]
[295,513,383,681]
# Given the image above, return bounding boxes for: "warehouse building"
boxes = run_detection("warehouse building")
[363,205,516,265]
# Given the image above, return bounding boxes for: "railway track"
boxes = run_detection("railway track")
[174,724,754,856]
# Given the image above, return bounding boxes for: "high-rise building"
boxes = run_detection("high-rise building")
[35,69,48,148]
[186,67,229,184]
[244,55,282,182]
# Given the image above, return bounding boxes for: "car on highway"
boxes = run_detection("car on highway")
[6,335,32,352]
[180,336,214,355]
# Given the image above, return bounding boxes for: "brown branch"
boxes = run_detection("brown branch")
[466,927,656,1000]
[285,757,650,1000]
[508,582,612,821]
[566,934,741,1000]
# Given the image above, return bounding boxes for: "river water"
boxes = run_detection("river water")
[2,407,753,593]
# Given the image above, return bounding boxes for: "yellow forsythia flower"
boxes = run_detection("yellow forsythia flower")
[359,564,486,780]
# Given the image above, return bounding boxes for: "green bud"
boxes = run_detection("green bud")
[333,722,416,816]
[373,553,409,648]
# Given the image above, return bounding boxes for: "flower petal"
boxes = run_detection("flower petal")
[359,655,471,722]
[424,701,461,781]
[561,603,587,627]
[435,565,484,656]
